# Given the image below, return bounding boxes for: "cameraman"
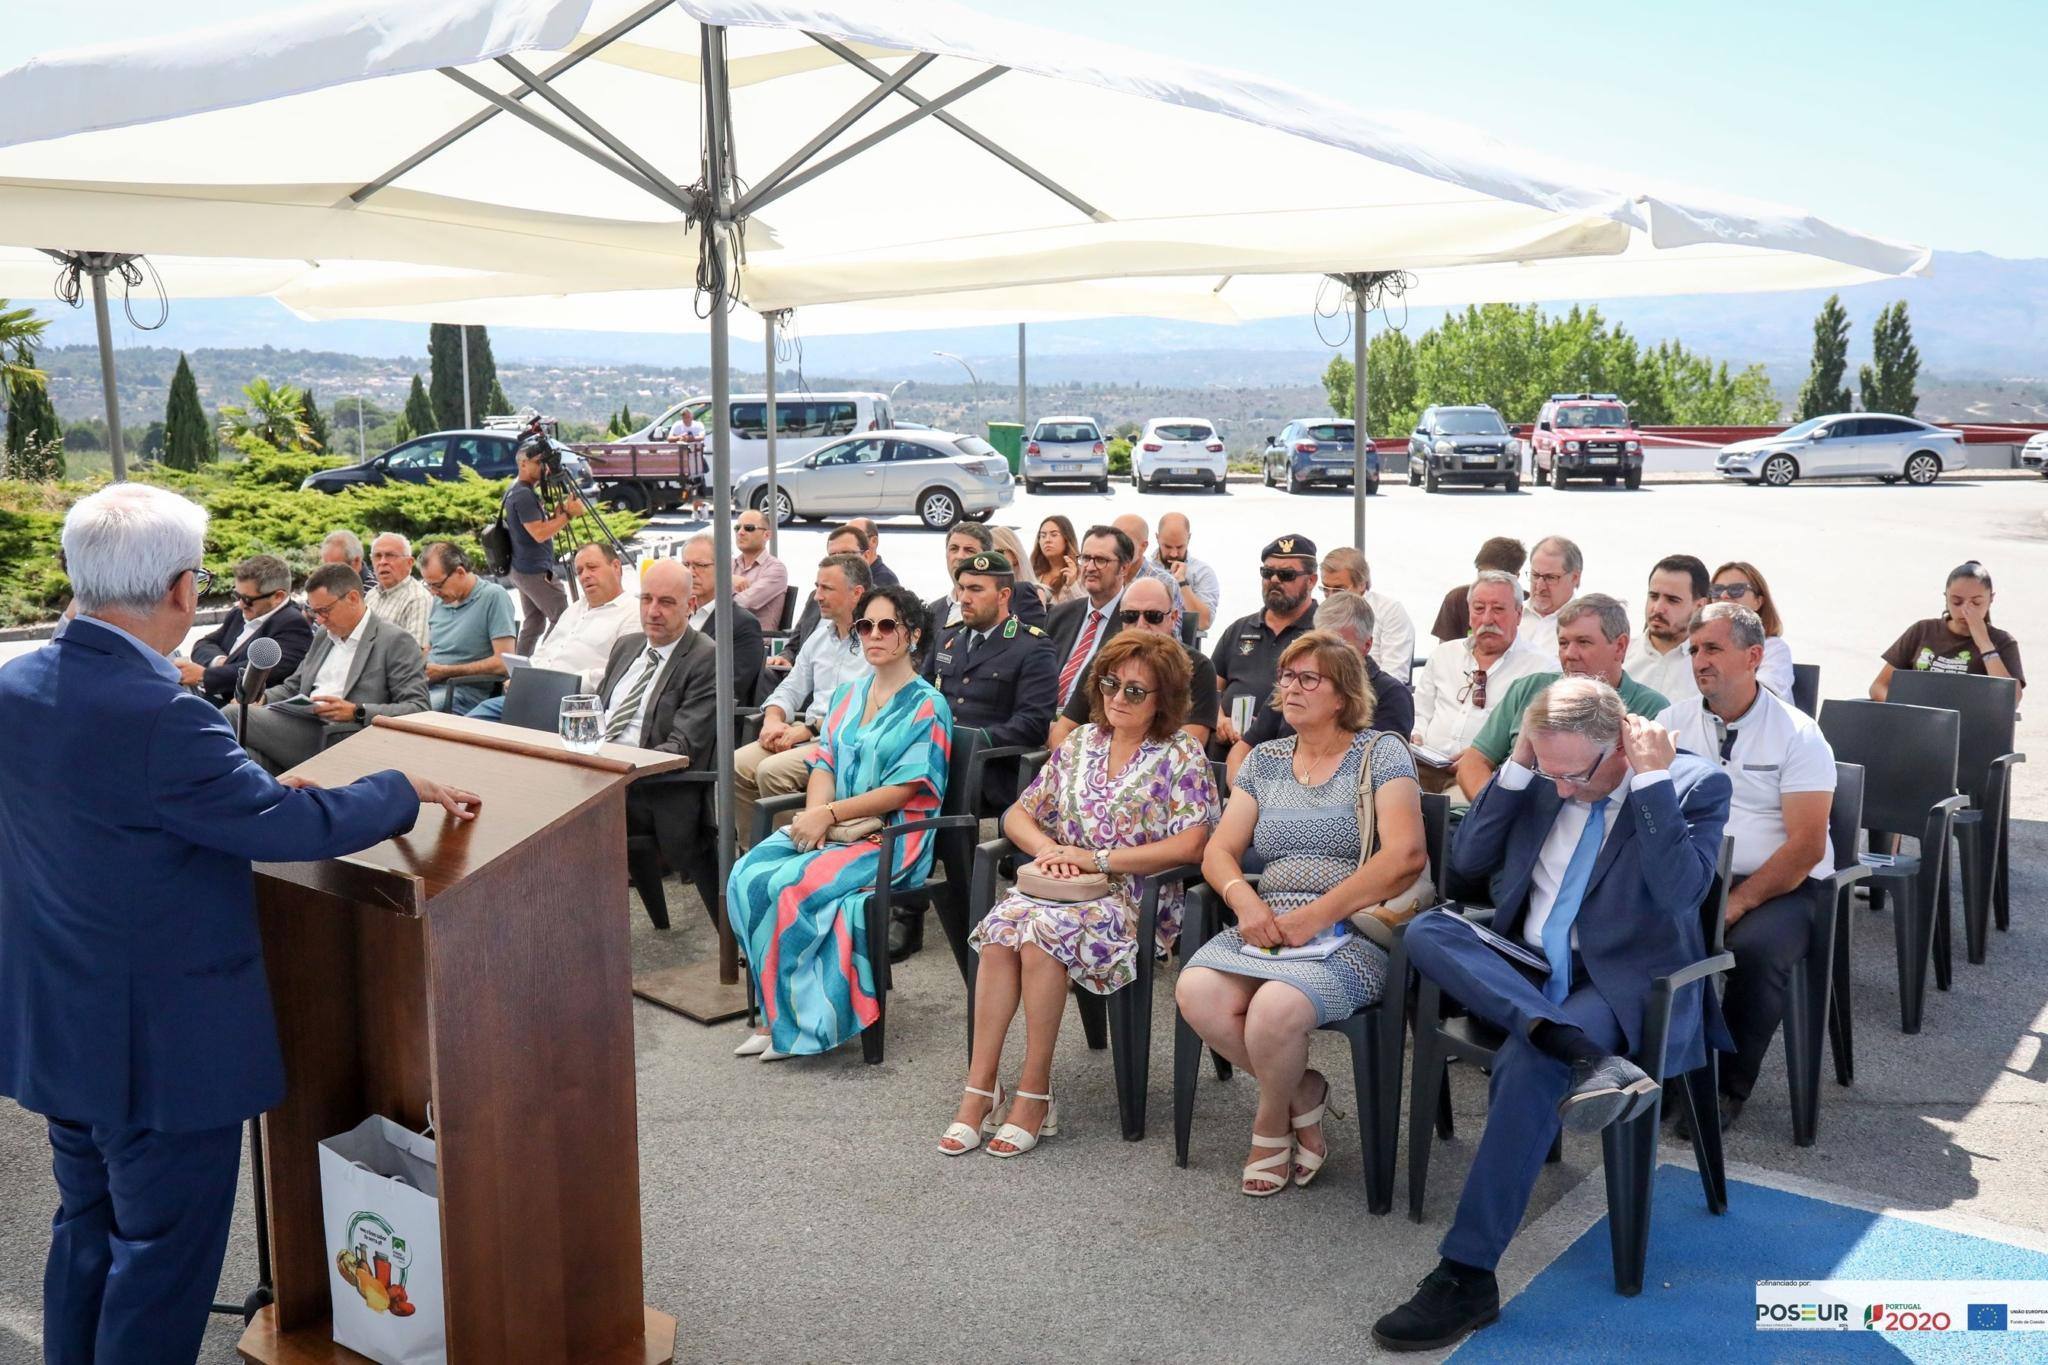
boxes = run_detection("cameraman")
[505,440,585,654]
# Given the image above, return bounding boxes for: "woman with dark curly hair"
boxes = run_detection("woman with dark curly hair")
[729,584,954,1059]
[1032,514,1084,607]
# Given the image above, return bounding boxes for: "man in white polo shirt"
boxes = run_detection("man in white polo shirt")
[1411,570,1558,793]
[1662,602,1836,1134]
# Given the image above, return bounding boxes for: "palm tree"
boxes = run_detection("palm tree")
[0,300,50,388]
[218,376,316,450]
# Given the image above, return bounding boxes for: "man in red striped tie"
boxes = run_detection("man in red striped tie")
[1048,525,1135,707]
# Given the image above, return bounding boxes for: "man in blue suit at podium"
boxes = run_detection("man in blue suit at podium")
[0,484,480,1364]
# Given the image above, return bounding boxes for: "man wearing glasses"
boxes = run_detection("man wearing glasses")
[177,553,312,705]
[1048,575,1217,750]
[1210,534,1321,748]
[231,564,430,774]
[1049,525,1136,707]
[731,511,789,631]
[1518,535,1584,657]
[1375,678,1731,1351]
[1411,571,1559,794]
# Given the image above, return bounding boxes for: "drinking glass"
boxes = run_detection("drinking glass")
[559,694,603,754]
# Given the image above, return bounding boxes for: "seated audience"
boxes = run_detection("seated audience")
[1663,603,1836,1134]
[1210,534,1320,746]
[1519,535,1584,657]
[230,563,429,774]
[851,519,897,587]
[1708,561,1794,699]
[728,586,952,1059]
[677,533,766,702]
[1624,554,1710,703]
[321,527,376,595]
[1226,592,1413,782]
[178,553,310,704]
[1033,514,1084,607]
[1320,546,1415,683]
[1177,632,1426,1195]
[1375,680,1730,1350]
[732,509,790,631]
[1454,593,1667,800]
[780,523,890,659]
[944,632,1219,1157]
[987,524,1047,616]
[1431,536,1526,644]
[365,532,432,649]
[1155,512,1221,641]
[1050,525,1137,709]
[1871,559,2023,702]
[931,523,1048,633]
[736,554,873,844]
[467,542,637,720]
[1411,571,1558,792]
[420,542,516,711]
[1050,576,1217,750]
[1113,512,1181,602]
[922,549,1056,801]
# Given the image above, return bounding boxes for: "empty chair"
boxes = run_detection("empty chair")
[1790,663,1820,719]
[1816,700,1969,1035]
[498,665,584,732]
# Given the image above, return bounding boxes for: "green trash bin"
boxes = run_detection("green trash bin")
[986,421,1024,475]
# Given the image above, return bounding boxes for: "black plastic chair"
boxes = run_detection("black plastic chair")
[1817,700,1969,1035]
[1790,662,1820,719]
[1781,761,1871,1147]
[1407,838,1736,1296]
[499,665,583,731]
[1172,792,1450,1213]
[1886,672,2024,961]
[626,710,762,931]
[774,586,798,633]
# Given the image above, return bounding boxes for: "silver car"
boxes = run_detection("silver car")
[1022,415,1108,492]
[733,428,1014,530]
[1717,413,1964,486]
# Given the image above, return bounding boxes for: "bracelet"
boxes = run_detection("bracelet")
[1981,648,2001,659]
[825,802,837,822]
[1221,877,1247,901]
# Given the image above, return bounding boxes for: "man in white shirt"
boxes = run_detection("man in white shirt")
[1320,546,1415,684]
[1662,602,1836,1133]
[1518,535,1583,657]
[1411,571,1558,791]
[365,532,433,651]
[1624,554,1710,703]
[733,554,873,843]
[466,542,637,720]
[667,409,707,446]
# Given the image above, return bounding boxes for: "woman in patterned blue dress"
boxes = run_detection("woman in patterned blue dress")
[728,585,952,1058]
[1178,631,1427,1195]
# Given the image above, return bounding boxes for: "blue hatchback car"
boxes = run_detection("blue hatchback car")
[1262,418,1379,495]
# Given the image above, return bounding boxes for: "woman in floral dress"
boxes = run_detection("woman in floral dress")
[940,632,1218,1157]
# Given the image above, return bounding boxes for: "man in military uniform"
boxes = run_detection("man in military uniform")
[1211,533,1321,750]
[893,549,1055,962]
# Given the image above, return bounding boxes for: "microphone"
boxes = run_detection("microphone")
[236,636,284,750]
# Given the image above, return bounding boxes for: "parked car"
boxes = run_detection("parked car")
[1132,417,1227,492]
[1716,414,1965,487]
[301,429,598,498]
[1530,393,1640,489]
[2021,430,2048,474]
[1262,417,1378,495]
[1407,404,1519,493]
[624,390,895,476]
[731,429,1013,530]
[1022,415,1109,492]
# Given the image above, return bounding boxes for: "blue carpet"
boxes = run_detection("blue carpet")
[1447,1166,2048,1362]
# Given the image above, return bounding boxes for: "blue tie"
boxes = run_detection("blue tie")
[1540,799,1608,1003]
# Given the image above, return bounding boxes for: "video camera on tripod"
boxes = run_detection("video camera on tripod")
[482,413,636,578]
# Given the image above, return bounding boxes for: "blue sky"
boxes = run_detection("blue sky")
[2,0,2038,260]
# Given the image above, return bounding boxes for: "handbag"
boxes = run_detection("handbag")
[1014,860,1111,903]
[826,816,884,843]
[1346,731,1437,948]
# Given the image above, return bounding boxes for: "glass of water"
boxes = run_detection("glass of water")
[559,694,603,754]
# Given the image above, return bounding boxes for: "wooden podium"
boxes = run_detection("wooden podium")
[236,713,678,1365]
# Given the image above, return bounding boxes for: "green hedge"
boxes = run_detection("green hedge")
[0,444,644,627]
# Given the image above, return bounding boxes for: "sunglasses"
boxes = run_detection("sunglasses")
[1097,675,1155,703]
[737,522,767,533]
[852,617,903,639]
[1118,608,1171,626]
[1259,566,1305,583]
[1532,743,1614,788]
[1275,667,1325,693]
[1457,668,1490,708]
[1709,582,1756,600]
[233,588,273,608]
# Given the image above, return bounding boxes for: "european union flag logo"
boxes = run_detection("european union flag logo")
[1968,1304,2008,1331]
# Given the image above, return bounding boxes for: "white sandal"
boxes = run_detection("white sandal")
[986,1090,1059,1158]
[938,1082,1008,1156]
[733,1032,772,1057]
[1291,1076,1343,1188]
[1242,1132,1294,1196]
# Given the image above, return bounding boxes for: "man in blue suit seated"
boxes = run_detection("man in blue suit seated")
[0,483,480,1365]
[1374,676,1731,1352]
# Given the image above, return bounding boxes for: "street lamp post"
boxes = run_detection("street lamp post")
[933,350,981,427]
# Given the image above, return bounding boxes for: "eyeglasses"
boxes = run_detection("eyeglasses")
[1528,570,1569,587]
[1097,675,1155,703]
[1076,553,1120,568]
[1259,566,1304,583]
[305,597,347,622]
[1275,667,1326,693]
[1709,582,1757,600]
[1118,608,1171,625]
[1457,668,1490,708]
[422,574,450,592]
[1531,743,1613,789]
[852,617,902,639]
[178,566,214,594]
[233,589,274,608]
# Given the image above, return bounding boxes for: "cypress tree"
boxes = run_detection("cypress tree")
[428,324,464,429]
[297,384,330,452]
[486,376,510,419]
[3,371,63,480]
[1793,294,1854,421]
[161,352,214,470]
[1858,301,1921,417]
[404,372,436,435]
[466,326,498,424]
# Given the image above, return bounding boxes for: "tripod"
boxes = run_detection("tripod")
[538,467,638,572]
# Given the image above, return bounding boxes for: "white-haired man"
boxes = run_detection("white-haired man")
[365,531,433,649]
[320,526,375,595]
[1410,570,1558,793]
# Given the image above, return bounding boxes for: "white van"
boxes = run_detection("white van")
[627,391,896,478]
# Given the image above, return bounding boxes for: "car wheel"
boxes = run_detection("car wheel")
[1407,461,1421,487]
[1534,463,1549,487]
[1366,476,1380,497]
[608,481,651,514]
[1624,467,1642,491]
[1505,473,1521,493]
[1424,463,1440,493]
[1212,477,1229,494]
[1023,478,1039,495]
[751,486,797,525]
[1761,454,1798,487]
[1095,478,1111,493]
[1903,452,1942,486]
[1261,459,1275,487]
[919,487,964,530]
[1285,464,1300,495]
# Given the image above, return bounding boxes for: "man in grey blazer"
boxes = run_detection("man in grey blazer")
[230,563,431,774]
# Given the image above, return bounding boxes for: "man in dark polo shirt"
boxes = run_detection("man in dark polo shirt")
[1224,590,1413,780]
[1211,533,1319,748]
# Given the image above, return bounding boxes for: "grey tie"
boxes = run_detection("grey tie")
[604,647,662,741]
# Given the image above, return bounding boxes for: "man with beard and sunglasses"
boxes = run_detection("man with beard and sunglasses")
[1223,590,1414,783]
[1211,534,1321,748]
[1048,575,1218,750]
[1411,571,1558,794]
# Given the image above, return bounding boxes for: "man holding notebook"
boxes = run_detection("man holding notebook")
[1373,677,1730,1351]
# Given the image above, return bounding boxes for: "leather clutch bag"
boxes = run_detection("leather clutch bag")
[1015,860,1111,903]
[826,817,884,843]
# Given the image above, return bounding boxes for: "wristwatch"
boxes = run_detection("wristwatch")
[1093,848,1112,874]
[354,703,367,723]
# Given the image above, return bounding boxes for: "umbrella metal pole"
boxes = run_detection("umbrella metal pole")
[460,323,472,427]
[1353,292,1368,551]
[89,269,126,481]
[763,311,778,557]
[1017,322,1027,429]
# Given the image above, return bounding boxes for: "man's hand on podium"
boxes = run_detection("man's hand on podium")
[410,775,482,821]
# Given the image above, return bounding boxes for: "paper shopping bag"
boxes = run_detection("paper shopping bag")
[318,1115,445,1365]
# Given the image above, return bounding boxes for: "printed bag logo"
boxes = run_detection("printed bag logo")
[336,1210,419,1318]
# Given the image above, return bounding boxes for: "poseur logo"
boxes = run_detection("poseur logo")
[1757,1303,1849,1324]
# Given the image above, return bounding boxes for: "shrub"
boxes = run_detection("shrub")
[1106,436,1133,476]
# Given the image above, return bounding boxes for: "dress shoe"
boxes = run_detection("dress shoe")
[1371,1264,1500,1351]
[1558,1055,1660,1133]
[1675,1092,1744,1142]
[887,909,926,963]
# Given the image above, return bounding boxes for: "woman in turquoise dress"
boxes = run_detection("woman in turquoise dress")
[728,585,952,1058]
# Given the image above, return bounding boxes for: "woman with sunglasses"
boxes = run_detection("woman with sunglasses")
[728,585,954,1059]
[1871,560,2024,703]
[1177,631,1427,1196]
[944,632,1218,1156]
[1032,515,1084,607]
[1708,562,1794,699]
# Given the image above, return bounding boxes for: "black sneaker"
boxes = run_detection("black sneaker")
[1558,1055,1660,1133]
[1372,1264,1501,1352]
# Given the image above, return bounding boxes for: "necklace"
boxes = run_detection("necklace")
[1291,733,1351,785]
